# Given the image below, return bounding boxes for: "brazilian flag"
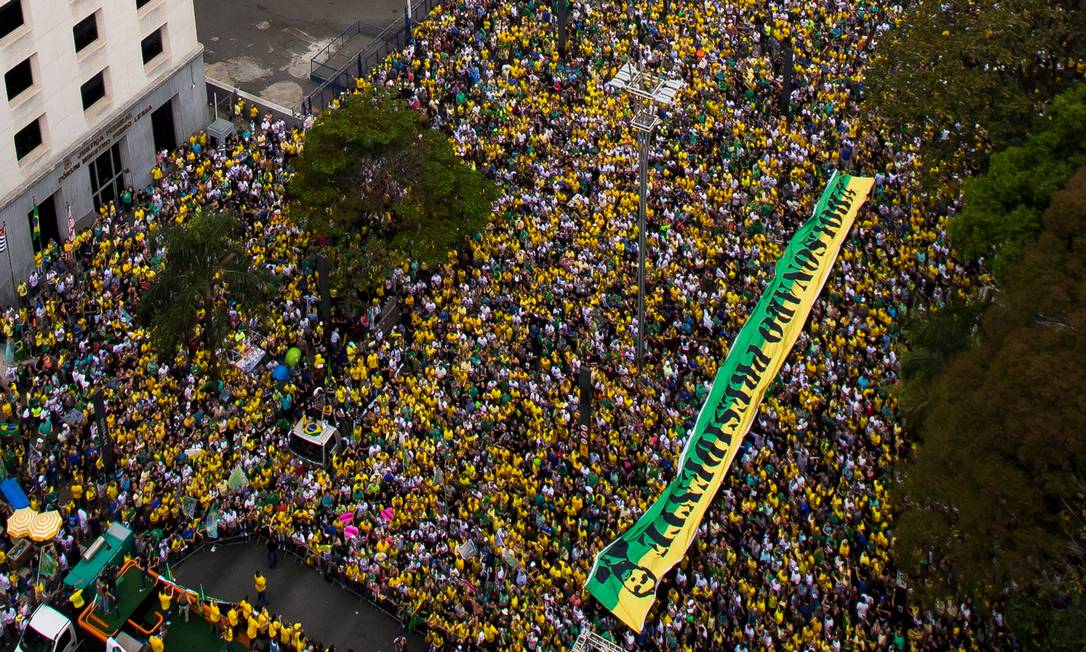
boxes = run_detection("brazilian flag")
[31,201,41,268]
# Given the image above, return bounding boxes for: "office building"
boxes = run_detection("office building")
[0,0,207,300]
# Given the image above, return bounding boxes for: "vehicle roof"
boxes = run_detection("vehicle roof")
[28,605,69,638]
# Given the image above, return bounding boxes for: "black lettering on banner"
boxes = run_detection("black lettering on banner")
[637,520,674,554]
[660,505,688,529]
[794,247,823,273]
[782,269,815,287]
[822,208,845,232]
[710,407,742,434]
[723,382,751,406]
[691,429,728,468]
[758,317,785,344]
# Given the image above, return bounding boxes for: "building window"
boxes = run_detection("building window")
[0,1,23,41]
[4,56,32,101]
[13,117,42,161]
[141,27,164,65]
[135,0,152,8]
[73,12,98,53]
[90,143,124,211]
[81,70,106,110]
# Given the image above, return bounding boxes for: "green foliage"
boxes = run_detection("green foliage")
[866,0,1085,169]
[894,171,1086,645]
[949,83,1086,276]
[288,87,498,310]
[136,209,272,365]
[894,302,981,426]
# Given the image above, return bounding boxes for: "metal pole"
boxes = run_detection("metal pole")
[637,129,648,373]
[781,36,794,115]
[3,222,17,305]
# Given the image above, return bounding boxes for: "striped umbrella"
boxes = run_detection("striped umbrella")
[6,507,35,539]
[29,511,62,542]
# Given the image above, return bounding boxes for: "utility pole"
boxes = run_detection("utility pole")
[555,0,569,60]
[780,35,794,115]
[606,60,683,373]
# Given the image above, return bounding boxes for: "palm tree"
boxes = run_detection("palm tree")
[136,208,272,386]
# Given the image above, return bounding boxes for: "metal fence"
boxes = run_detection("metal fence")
[310,20,388,83]
[301,0,442,116]
[206,78,305,129]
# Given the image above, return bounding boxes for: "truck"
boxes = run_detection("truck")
[15,604,81,652]
[14,522,244,652]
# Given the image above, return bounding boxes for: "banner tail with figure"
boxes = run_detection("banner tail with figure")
[585,172,875,632]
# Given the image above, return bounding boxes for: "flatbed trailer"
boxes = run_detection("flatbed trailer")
[31,522,247,651]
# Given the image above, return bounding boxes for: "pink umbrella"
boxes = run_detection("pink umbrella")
[380,507,394,522]
[338,512,353,525]
[344,525,359,539]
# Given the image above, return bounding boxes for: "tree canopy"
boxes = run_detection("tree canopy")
[947,83,1086,277]
[136,209,272,369]
[865,0,1084,172]
[894,170,1086,648]
[288,86,498,312]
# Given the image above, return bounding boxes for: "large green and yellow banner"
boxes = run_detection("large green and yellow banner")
[586,172,874,632]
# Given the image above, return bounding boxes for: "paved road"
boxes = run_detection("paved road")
[194,0,406,109]
[174,540,424,652]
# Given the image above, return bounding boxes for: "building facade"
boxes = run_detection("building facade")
[0,0,207,302]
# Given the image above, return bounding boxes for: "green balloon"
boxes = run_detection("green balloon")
[285,347,302,368]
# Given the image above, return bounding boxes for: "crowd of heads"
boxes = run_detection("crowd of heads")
[0,0,1009,649]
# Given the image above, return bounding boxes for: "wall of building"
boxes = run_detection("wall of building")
[0,0,201,199]
[0,0,207,303]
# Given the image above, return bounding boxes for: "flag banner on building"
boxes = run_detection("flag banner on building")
[66,204,75,242]
[0,226,7,254]
[585,172,875,632]
[31,201,42,269]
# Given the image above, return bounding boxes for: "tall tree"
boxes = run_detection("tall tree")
[288,86,498,313]
[948,83,1086,277]
[865,0,1084,173]
[136,209,272,381]
[894,170,1086,649]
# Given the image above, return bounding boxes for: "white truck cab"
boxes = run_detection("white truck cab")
[15,605,81,652]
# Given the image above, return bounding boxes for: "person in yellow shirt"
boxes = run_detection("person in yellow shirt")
[237,596,253,621]
[254,571,268,607]
[158,588,172,612]
[246,616,259,641]
[149,634,164,652]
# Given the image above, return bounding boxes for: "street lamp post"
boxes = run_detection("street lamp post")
[606,61,682,373]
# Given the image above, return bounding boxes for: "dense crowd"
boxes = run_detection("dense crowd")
[0,0,1013,649]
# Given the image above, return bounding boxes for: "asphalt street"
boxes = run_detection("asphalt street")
[194,0,406,109]
[174,540,424,651]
